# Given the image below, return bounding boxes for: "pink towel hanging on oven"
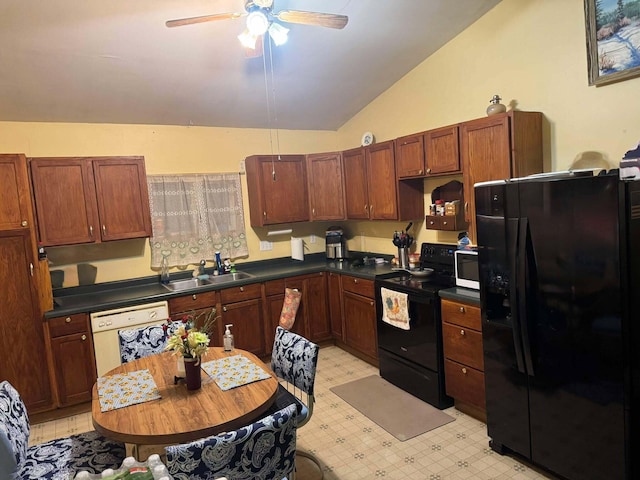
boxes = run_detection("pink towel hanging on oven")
[380,287,410,330]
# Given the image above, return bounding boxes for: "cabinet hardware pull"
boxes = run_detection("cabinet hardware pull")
[312,208,315,215]
[192,294,197,300]
[460,329,465,336]
[443,221,448,225]
[102,225,106,233]
[370,205,374,216]
[464,202,469,213]
[426,168,431,174]
[65,317,71,323]
[21,220,28,227]
[240,286,244,292]
[223,306,227,312]
[370,301,374,306]
[462,367,467,374]
[263,211,267,218]
[418,169,423,175]
[429,220,435,225]
[89,225,93,236]
[364,205,368,214]
[81,334,87,341]
[29,263,33,276]
[354,279,358,284]
[459,306,465,313]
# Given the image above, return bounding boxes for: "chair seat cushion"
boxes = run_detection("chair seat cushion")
[19,431,125,480]
[266,384,309,425]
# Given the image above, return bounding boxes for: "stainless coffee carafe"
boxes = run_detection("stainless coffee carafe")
[326,226,347,260]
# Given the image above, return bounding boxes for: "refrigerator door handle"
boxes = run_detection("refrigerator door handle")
[510,218,526,374]
[518,217,535,377]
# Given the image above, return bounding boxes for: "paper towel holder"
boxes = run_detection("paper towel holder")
[290,236,305,261]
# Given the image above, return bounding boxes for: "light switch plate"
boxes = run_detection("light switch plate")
[259,241,273,251]
[310,234,317,244]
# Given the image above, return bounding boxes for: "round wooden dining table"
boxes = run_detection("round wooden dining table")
[92,348,279,447]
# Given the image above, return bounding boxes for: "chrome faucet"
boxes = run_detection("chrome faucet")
[198,259,206,276]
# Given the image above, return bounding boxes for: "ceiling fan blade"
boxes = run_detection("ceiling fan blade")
[275,10,348,29]
[165,12,244,28]
[244,35,264,58]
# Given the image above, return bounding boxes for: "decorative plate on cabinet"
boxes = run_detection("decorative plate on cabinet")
[361,132,374,146]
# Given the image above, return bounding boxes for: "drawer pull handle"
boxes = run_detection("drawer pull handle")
[223,306,228,312]
[460,329,465,336]
[81,334,87,341]
[240,286,244,292]
[192,294,197,300]
[462,367,467,374]
[459,306,466,313]
[65,317,72,323]
[21,220,28,227]
[354,279,358,284]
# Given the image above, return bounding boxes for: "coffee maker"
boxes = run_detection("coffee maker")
[325,226,347,260]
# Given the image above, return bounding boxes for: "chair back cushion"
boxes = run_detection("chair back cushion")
[0,381,30,478]
[118,323,176,363]
[271,326,319,396]
[165,403,297,480]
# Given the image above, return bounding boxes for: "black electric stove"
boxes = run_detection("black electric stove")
[375,242,457,409]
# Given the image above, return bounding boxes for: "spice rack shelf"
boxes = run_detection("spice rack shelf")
[426,180,468,232]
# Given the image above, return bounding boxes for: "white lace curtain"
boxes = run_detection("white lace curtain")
[147,174,248,268]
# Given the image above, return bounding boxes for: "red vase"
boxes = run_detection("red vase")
[183,357,202,390]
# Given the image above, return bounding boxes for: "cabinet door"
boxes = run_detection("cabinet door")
[50,330,96,406]
[265,293,285,355]
[220,298,265,356]
[92,157,152,241]
[304,273,330,342]
[0,154,32,231]
[460,115,511,241]
[343,290,377,360]
[30,157,99,246]
[395,133,425,178]
[366,141,398,220]
[307,152,345,221]
[0,230,52,412]
[282,277,310,339]
[327,272,343,339]
[245,155,309,226]
[343,147,370,220]
[425,125,461,175]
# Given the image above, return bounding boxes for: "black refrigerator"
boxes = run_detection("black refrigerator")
[475,170,640,480]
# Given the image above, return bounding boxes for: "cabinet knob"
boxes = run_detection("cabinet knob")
[443,221,448,225]
[65,317,72,323]
[459,306,466,313]
[240,286,244,292]
[429,220,435,225]
[462,367,467,374]
[89,225,94,237]
[263,211,267,218]
[21,220,28,227]
[364,205,368,214]
[223,306,228,312]
[426,168,431,174]
[418,169,423,175]
[370,301,374,306]
[81,334,87,341]
[312,208,315,215]
[102,225,106,233]
[460,329,465,336]
[353,278,358,284]
[192,294,197,300]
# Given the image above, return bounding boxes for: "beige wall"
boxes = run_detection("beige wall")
[3,0,639,284]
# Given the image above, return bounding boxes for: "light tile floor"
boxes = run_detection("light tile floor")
[30,346,558,480]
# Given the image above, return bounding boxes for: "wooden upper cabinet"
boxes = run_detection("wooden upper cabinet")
[0,154,33,231]
[461,111,542,242]
[306,152,345,221]
[30,156,152,246]
[425,125,461,175]
[343,147,370,220]
[245,155,309,227]
[395,133,426,178]
[366,140,398,220]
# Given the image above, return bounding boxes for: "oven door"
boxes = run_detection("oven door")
[375,285,440,371]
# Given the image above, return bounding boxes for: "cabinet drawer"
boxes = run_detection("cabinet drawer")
[341,275,374,298]
[169,290,218,314]
[444,358,485,410]
[220,283,262,304]
[442,322,484,371]
[49,314,88,338]
[425,215,465,231]
[264,278,286,297]
[441,299,481,330]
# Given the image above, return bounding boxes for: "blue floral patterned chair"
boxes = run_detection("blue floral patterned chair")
[0,381,125,480]
[269,326,322,477]
[165,403,297,480]
[118,322,177,363]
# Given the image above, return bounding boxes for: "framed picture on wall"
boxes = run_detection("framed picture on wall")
[584,0,640,86]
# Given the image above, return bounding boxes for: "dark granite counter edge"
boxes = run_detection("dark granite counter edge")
[46,252,396,318]
[438,286,481,306]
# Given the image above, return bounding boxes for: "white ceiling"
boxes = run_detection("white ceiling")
[0,0,501,131]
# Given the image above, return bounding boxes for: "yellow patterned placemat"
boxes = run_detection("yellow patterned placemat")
[201,355,271,391]
[97,369,161,412]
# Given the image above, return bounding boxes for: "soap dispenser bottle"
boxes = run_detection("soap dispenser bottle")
[223,324,234,352]
[160,257,170,285]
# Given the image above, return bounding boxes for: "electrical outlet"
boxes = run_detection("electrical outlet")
[239,159,246,174]
[310,234,317,244]
[259,241,273,251]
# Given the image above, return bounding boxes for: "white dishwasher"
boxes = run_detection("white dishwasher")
[90,300,169,376]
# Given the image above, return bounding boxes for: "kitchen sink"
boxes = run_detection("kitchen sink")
[162,271,254,291]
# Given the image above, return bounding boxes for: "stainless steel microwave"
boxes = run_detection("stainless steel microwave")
[454,249,479,290]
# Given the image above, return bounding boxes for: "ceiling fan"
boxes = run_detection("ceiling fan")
[166,0,348,56]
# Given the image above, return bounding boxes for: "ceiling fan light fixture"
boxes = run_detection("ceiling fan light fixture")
[268,22,289,46]
[246,10,269,36]
[238,29,259,49]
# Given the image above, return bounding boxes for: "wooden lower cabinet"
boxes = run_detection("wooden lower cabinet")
[341,275,377,363]
[219,283,265,357]
[441,298,485,420]
[46,314,96,407]
[168,290,221,346]
[327,272,343,338]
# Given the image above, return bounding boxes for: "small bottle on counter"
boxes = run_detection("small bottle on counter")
[215,251,223,275]
[224,324,234,352]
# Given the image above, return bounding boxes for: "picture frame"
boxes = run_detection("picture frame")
[584,0,640,86]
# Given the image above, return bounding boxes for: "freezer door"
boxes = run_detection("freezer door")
[475,182,531,458]
[520,174,625,480]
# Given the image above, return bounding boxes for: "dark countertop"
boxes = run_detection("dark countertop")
[47,253,396,319]
[438,286,481,306]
